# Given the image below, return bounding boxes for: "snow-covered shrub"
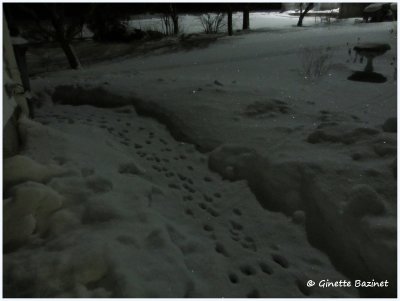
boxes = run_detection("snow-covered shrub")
[199,13,226,34]
[300,46,333,79]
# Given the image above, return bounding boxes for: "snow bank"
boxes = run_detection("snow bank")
[4,92,359,298]
[208,139,396,297]
[4,155,69,188]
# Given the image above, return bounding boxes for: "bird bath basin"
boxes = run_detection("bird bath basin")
[348,43,391,83]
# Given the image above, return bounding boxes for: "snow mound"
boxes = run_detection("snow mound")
[344,184,386,218]
[4,155,69,188]
[307,125,380,145]
[4,102,360,298]
[208,144,395,296]
[11,182,63,231]
[3,213,36,249]
[4,179,64,250]
[85,175,113,193]
[372,134,397,158]
[81,198,122,224]
[382,117,396,133]
[208,144,266,181]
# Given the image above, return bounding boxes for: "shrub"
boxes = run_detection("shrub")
[199,13,226,34]
[300,46,333,79]
[160,15,174,36]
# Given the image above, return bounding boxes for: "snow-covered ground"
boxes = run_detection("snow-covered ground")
[4,14,397,297]
[128,11,332,34]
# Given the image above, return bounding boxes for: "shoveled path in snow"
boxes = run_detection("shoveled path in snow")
[4,101,357,298]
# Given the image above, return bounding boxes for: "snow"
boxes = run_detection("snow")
[4,14,397,297]
[128,11,337,35]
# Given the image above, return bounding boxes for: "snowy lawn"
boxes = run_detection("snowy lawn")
[4,14,397,297]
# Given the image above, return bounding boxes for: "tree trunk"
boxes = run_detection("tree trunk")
[297,3,313,27]
[50,4,81,69]
[60,40,81,69]
[228,6,233,36]
[170,4,179,35]
[243,6,250,30]
[173,17,179,35]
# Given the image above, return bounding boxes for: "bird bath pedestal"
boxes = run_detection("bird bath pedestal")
[348,43,391,83]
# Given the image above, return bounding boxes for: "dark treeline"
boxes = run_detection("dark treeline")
[4,2,282,70]
[6,3,282,21]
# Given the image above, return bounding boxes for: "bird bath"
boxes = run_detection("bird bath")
[348,43,391,83]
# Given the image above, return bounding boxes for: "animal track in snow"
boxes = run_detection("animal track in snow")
[246,289,260,298]
[206,207,220,217]
[203,224,213,232]
[232,208,242,216]
[152,165,162,172]
[203,194,214,203]
[215,242,230,257]
[259,262,273,275]
[241,236,257,252]
[239,264,257,276]
[183,183,196,193]
[230,220,243,231]
[177,173,187,181]
[198,203,207,210]
[185,208,194,217]
[228,273,239,284]
[272,253,289,268]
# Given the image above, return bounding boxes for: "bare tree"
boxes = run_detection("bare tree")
[297,3,314,27]
[170,4,179,35]
[160,4,179,36]
[48,4,82,69]
[161,14,173,35]
[227,5,233,36]
[243,5,250,30]
[15,3,88,69]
